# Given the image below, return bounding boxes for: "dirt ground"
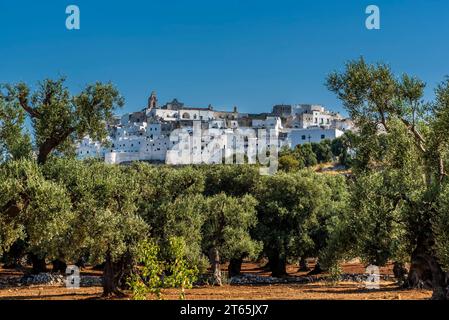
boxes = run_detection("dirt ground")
[0,261,433,300]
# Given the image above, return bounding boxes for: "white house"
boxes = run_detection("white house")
[288,127,344,148]
[76,91,354,165]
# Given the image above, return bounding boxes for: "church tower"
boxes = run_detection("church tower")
[147,91,158,110]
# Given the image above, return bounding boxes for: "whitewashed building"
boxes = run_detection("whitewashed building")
[76,91,353,164]
[287,127,344,149]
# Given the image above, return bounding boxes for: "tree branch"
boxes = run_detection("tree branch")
[400,118,427,153]
[37,127,76,164]
[18,93,41,118]
[1,192,30,223]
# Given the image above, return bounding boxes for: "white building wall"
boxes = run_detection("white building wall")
[77,101,353,165]
[76,137,106,160]
[288,128,343,148]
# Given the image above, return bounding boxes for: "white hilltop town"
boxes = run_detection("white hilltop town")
[76,91,355,165]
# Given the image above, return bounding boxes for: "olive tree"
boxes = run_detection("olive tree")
[295,144,318,168]
[201,193,261,285]
[43,158,148,296]
[0,92,32,162]
[202,164,260,197]
[3,78,123,165]
[311,140,333,163]
[148,194,209,273]
[278,154,301,172]
[1,78,124,273]
[325,57,449,299]
[254,170,335,277]
[435,184,449,273]
[129,164,207,270]
[330,131,356,167]
[0,159,74,273]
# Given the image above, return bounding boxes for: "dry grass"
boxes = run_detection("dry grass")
[0,282,432,300]
[0,261,432,300]
[314,162,352,176]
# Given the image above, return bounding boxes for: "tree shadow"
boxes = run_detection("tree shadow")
[0,292,96,300]
[302,283,417,295]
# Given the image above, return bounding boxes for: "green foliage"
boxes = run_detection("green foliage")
[128,237,198,300]
[127,239,164,300]
[311,140,333,163]
[132,164,205,223]
[164,237,199,300]
[326,264,343,285]
[201,193,261,262]
[130,163,207,271]
[323,171,411,267]
[296,144,318,167]
[2,78,123,164]
[155,195,209,273]
[278,154,300,172]
[255,170,347,268]
[324,58,449,299]
[42,158,148,265]
[202,165,260,197]
[279,143,319,170]
[432,79,449,271]
[0,159,74,259]
[331,132,356,167]
[435,183,449,271]
[0,91,32,162]
[326,57,405,123]
[0,163,27,255]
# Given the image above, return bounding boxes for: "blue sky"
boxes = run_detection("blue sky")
[1,0,448,116]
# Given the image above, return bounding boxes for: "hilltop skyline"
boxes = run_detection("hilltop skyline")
[1,0,449,116]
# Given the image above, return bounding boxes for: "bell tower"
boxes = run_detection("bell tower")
[147,91,158,110]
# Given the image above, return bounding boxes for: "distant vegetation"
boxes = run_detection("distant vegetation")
[278,132,356,172]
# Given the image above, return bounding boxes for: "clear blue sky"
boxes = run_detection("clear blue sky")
[1,0,448,116]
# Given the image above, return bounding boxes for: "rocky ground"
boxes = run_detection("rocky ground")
[229,273,396,285]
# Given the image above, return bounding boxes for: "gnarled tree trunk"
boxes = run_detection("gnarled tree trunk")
[393,261,408,286]
[115,250,135,290]
[2,241,26,270]
[298,257,310,272]
[308,261,324,275]
[30,253,47,274]
[52,259,67,274]
[228,257,243,277]
[268,254,287,277]
[209,247,222,286]
[102,252,124,297]
[407,239,448,300]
